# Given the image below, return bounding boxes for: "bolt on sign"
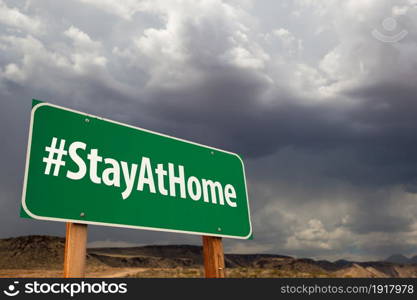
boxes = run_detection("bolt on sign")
[21,100,252,239]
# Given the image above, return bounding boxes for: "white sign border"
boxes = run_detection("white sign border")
[21,101,253,240]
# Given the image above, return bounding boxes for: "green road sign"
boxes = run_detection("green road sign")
[21,100,252,239]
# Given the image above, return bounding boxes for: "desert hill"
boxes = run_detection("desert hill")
[1,235,417,278]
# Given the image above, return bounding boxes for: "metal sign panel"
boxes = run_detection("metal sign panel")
[21,101,252,239]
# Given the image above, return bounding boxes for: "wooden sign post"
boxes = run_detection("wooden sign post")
[202,236,225,278]
[63,222,88,278]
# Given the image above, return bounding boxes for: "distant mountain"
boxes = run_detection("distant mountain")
[411,256,417,264]
[1,236,417,278]
[334,259,353,267]
[385,254,411,264]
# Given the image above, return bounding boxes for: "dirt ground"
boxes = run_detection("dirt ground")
[0,267,204,278]
[0,267,331,278]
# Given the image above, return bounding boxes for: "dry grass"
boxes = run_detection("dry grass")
[0,267,332,278]
[127,267,331,278]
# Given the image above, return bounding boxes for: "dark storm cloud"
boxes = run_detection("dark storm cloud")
[144,72,351,158]
[143,73,417,195]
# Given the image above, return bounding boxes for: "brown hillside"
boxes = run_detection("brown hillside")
[1,235,416,278]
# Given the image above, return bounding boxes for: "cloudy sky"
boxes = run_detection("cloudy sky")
[1,0,417,261]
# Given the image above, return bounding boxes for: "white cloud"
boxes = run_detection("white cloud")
[127,0,270,87]
[3,63,25,82]
[64,26,100,50]
[76,0,147,20]
[285,219,353,251]
[0,29,121,97]
[64,26,107,73]
[0,0,44,34]
[273,28,303,55]
[0,34,56,83]
[392,5,410,15]
[222,46,268,69]
[302,0,417,96]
